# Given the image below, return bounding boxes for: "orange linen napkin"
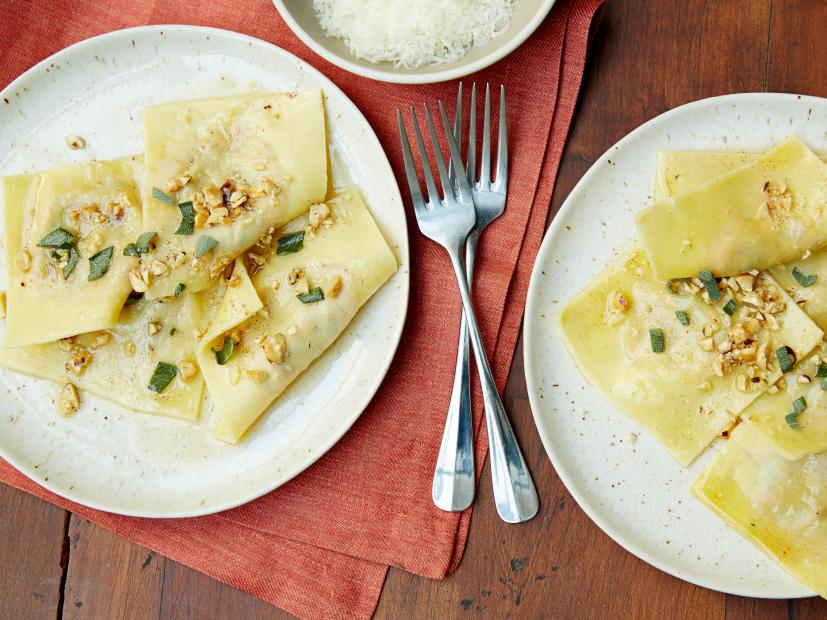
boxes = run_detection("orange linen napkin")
[0,0,604,617]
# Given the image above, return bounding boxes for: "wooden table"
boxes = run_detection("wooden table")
[4,1,827,617]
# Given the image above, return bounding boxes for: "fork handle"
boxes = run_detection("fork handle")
[432,232,478,512]
[447,250,539,524]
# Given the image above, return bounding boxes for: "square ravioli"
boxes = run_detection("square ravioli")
[653,146,827,333]
[3,156,142,347]
[195,188,397,443]
[0,294,205,421]
[139,90,328,299]
[560,248,823,466]
[693,423,827,597]
[637,136,827,280]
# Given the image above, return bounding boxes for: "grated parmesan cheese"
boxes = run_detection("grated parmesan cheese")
[312,0,518,70]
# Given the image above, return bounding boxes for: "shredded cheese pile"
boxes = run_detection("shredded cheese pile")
[312,0,518,69]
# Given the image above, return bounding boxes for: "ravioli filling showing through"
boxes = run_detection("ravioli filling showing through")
[4,156,143,347]
[560,248,823,466]
[139,90,328,299]
[196,188,397,444]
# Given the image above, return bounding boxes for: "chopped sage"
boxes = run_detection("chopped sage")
[792,266,818,288]
[174,283,186,298]
[776,346,795,374]
[817,362,827,378]
[675,310,690,326]
[63,245,79,280]
[722,298,737,316]
[175,201,195,235]
[277,231,305,255]
[195,235,218,258]
[212,337,234,365]
[88,246,114,281]
[169,327,177,336]
[152,187,173,205]
[785,396,807,429]
[785,411,801,429]
[148,362,178,393]
[649,328,665,353]
[822,378,827,390]
[123,243,140,257]
[698,270,720,301]
[135,231,157,254]
[297,287,325,304]
[37,227,76,249]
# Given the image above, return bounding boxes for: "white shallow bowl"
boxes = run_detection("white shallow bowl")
[273,0,557,84]
[0,25,409,518]
[524,93,822,598]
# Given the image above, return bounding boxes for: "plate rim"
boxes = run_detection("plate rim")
[0,23,410,518]
[523,91,819,599]
[271,0,557,84]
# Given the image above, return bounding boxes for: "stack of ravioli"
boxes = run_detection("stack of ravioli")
[562,136,827,597]
[0,90,397,444]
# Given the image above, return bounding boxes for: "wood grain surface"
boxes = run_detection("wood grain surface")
[3,1,827,618]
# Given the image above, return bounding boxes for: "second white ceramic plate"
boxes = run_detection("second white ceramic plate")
[524,93,822,598]
[0,26,409,517]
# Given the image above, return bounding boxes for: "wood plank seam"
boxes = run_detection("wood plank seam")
[57,511,70,620]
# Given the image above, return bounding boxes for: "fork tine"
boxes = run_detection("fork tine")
[479,83,492,187]
[397,109,428,217]
[423,103,454,204]
[448,82,463,186]
[467,83,477,186]
[410,106,442,205]
[438,100,474,205]
[493,85,508,192]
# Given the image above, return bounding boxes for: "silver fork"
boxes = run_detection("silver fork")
[397,98,539,524]
[432,83,508,513]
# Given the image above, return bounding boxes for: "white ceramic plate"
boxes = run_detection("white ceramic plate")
[0,26,409,518]
[273,0,556,84]
[524,93,823,598]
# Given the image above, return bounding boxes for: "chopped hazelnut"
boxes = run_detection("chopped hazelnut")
[294,278,310,296]
[129,267,148,293]
[288,268,303,285]
[66,351,92,376]
[263,333,287,365]
[179,361,198,382]
[207,206,229,226]
[202,184,224,207]
[226,328,243,345]
[308,203,330,229]
[90,332,111,349]
[167,175,192,193]
[148,321,162,336]
[735,274,755,292]
[58,383,80,416]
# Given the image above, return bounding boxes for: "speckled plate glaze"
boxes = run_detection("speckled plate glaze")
[524,93,823,598]
[0,26,409,517]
